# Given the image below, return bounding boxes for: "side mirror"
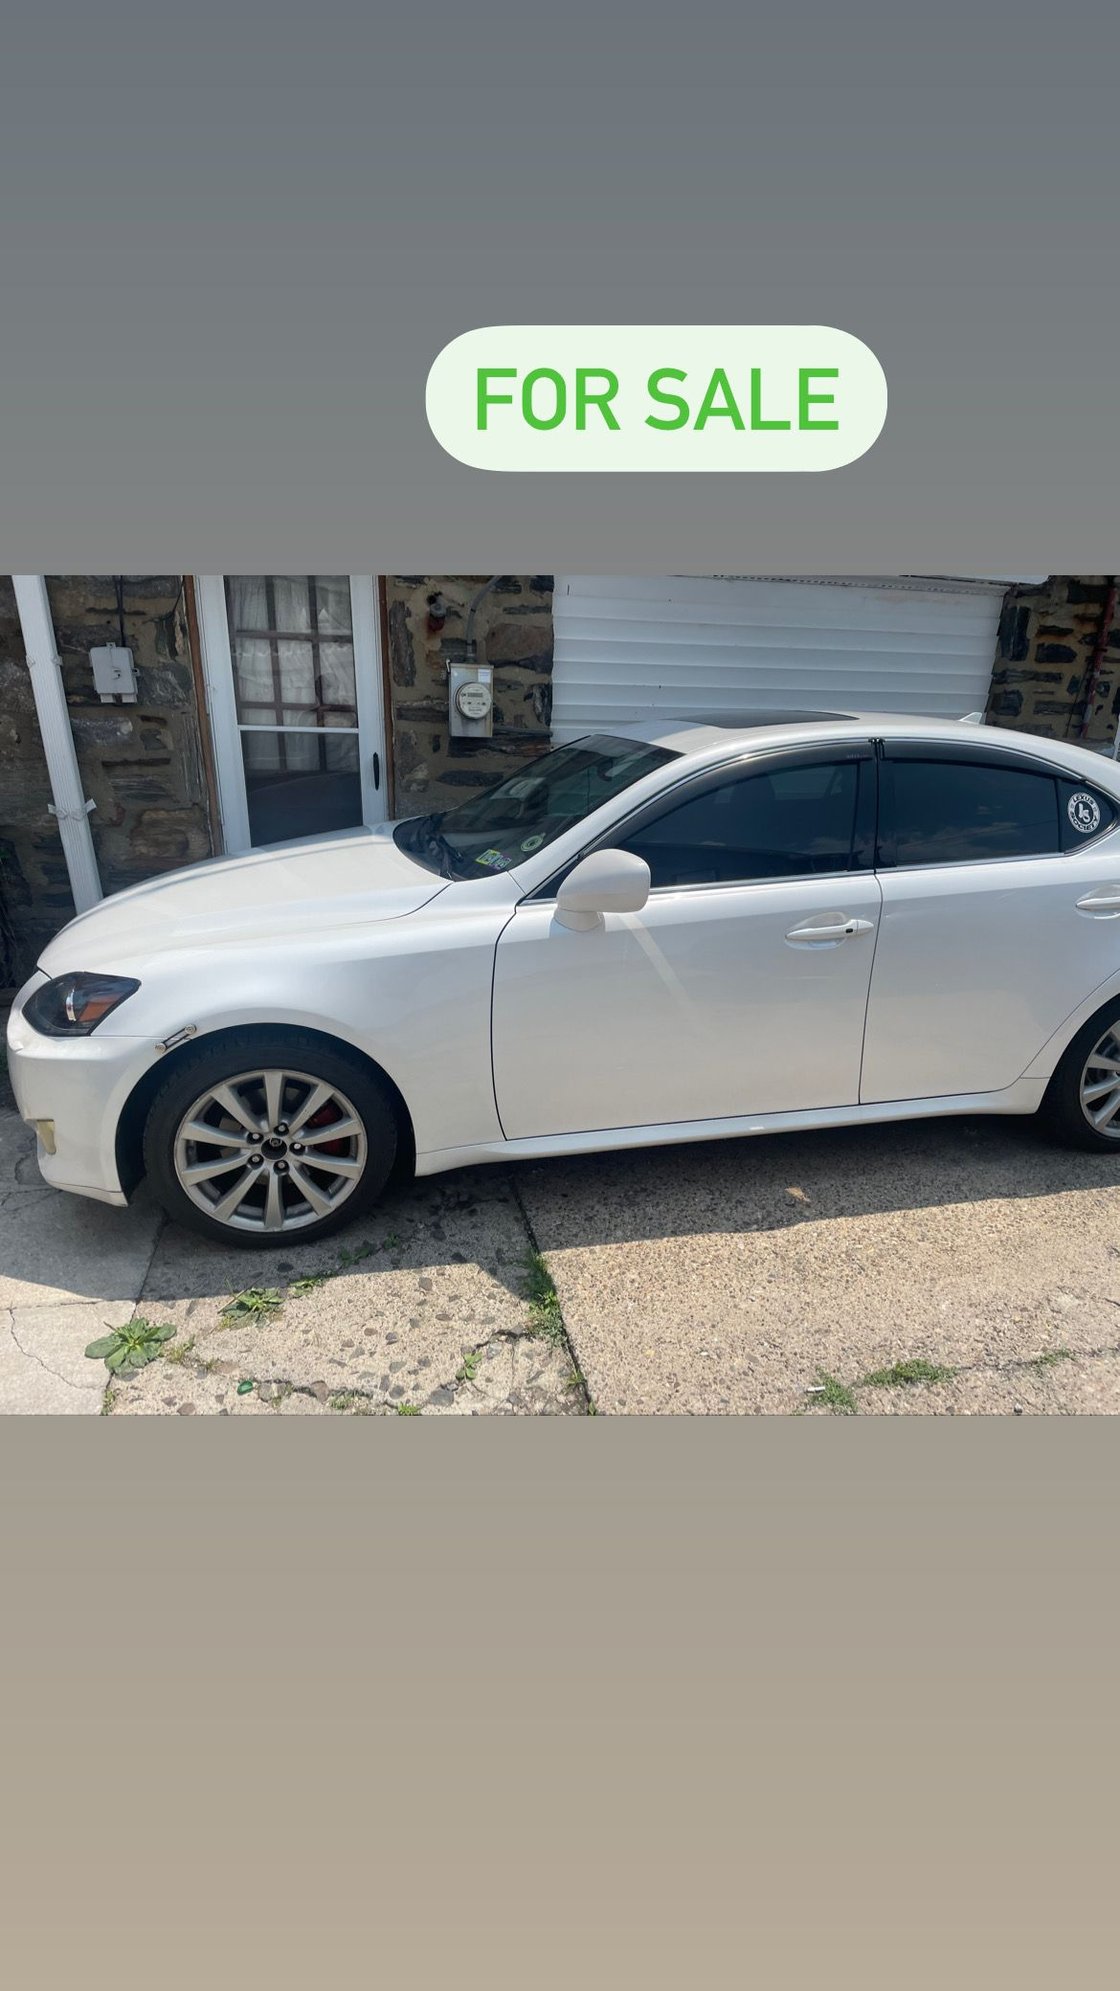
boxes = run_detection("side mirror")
[554,849,651,930]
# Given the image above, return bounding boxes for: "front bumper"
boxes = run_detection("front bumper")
[5,973,161,1205]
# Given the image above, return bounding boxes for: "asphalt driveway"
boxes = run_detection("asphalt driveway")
[3,1082,1120,1415]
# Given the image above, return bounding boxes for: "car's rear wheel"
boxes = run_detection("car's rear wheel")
[143,1031,398,1246]
[1041,1004,1120,1152]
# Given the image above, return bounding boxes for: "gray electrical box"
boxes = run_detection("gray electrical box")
[448,663,494,738]
[90,644,137,703]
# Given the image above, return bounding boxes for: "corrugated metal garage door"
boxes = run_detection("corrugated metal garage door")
[550,576,1011,742]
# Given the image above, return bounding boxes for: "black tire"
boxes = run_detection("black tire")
[1040,1002,1120,1153]
[143,1028,399,1247]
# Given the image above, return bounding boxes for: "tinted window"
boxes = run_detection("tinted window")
[619,759,863,888]
[1059,779,1117,850]
[885,759,1059,866]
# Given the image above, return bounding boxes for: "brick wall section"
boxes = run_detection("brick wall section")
[0,575,215,982]
[384,575,553,809]
[986,575,1120,744]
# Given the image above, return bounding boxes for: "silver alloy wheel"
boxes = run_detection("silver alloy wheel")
[172,1067,368,1233]
[1078,1025,1120,1137]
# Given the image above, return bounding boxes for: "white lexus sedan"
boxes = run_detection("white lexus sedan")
[9,712,1120,1247]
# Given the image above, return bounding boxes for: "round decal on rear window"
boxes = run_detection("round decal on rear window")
[1068,791,1102,835]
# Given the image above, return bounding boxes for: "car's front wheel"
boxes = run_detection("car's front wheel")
[143,1031,398,1246]
[1041,1003,1120,1153]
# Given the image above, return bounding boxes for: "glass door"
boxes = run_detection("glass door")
[195,575,388,851]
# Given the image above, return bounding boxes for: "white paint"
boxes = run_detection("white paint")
[12,575,102,913]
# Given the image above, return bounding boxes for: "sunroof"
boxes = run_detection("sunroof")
[706,708,856,727]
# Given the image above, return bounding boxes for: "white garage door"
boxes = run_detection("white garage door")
[550,576,1013,743]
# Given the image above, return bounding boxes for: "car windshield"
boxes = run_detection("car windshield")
[393,734,679,880]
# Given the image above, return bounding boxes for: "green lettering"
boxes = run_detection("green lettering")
[476,368,517,430]
[750,366,790,431]
[694,368,745,431]
[645,367,690,430]
[522,367,567,430]
[575,368,620,431]
[799,367,840,430]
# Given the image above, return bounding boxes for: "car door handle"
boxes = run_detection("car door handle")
[785,917,875,944]
[1076,888,1120,915]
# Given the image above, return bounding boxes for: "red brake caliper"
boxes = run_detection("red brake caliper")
[306,1104,347,1156]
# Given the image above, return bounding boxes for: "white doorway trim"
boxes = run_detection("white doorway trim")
[193,575,388,854]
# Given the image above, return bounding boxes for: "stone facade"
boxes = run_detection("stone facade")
[0,576,214,983]
[384,575,554,809]
[987,575,1120,744]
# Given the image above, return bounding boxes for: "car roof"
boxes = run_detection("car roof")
[590,714,1120,788]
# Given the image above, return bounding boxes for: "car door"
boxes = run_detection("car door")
[491,743,883,1138]
[860,742,1120,1103]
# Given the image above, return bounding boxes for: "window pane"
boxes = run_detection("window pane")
[418,735,679,877]
[240,731,362,846]
[621,760,861,888]
[888,761,1059,866]
[226,577,358,726]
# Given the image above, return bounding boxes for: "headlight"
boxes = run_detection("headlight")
[23,973,140,1037]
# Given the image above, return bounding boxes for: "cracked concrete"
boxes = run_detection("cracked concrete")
[0,1097,164,1413]
[8,1086,1120,1416]
[0,1092,583,1416]
[518,1115,1120,1414]
[109,1169,583,1416]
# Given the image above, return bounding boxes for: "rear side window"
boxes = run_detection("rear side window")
[882,757,1061,866]
[1058,779,1117,850]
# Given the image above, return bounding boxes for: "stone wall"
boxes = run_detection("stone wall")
[384,576,554,809]
[986,575,1120,744]
[0,576,215,982]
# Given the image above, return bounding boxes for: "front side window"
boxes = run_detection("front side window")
[616,758,865,889]
[394,735,679,880]
[882,758,1061,867]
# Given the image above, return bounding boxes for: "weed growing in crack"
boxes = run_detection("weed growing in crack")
[163,1336,197,1366]
[336,1241,378,1268]
[806,1371,858,1414]
[397,1402,421,1415]
[85,1316,177,1374]
[524,1251,565,1344]
[1028,1348,1075,1369]
[289,1272,330,1296]
[861,1358,956,1389]
[456,1349,483,1384]
[221,1287,283,1325]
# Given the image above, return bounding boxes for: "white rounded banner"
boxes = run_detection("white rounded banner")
[426,325,887,473]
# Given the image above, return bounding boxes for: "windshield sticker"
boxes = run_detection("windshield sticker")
[520,833,545,852]
[475,847,512,869]
[1068,791,1102,834]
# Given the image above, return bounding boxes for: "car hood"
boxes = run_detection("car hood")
[39,824,447,973]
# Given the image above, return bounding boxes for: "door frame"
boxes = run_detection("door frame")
[192,574,389,854]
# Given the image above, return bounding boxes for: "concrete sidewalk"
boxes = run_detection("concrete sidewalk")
[520,1116,1120,1414]
[5,1089,1120,1415]
[0,1099,581,1416]
[0,1106,163,1412]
